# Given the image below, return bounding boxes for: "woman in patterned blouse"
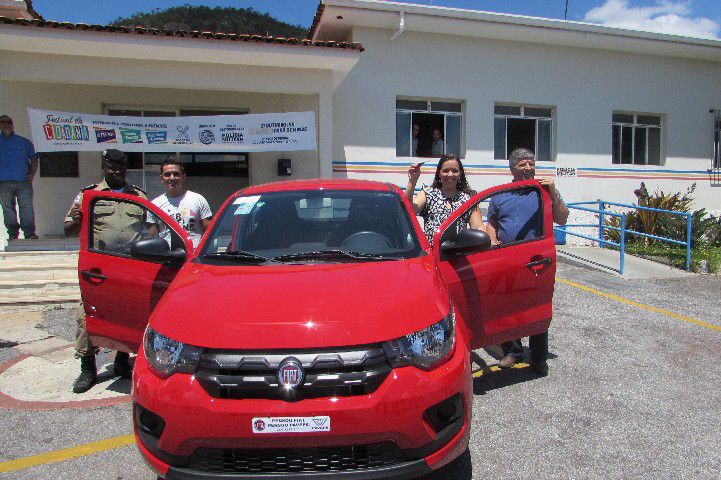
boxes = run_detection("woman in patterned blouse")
[405,154,485,244]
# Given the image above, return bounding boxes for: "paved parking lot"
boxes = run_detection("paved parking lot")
[1,260,719,479]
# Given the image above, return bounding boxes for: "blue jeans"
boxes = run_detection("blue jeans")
[0,180,36,238]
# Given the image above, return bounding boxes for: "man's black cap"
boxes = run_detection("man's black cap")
[102,149,128,166]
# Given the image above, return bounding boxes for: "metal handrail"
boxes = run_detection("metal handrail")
[556,200,692,274]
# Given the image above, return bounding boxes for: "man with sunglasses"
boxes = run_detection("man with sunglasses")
[0,114,38,240]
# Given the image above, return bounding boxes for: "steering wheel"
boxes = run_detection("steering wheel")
[341,231,392,250]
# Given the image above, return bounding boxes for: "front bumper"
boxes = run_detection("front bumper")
[133,333,472,479]
[163,457,432,480]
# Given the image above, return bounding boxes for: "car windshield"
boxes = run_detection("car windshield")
[200,190,423,265]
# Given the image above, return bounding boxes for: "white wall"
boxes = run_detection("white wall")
[0,81,319,237]
[332,27,721,209]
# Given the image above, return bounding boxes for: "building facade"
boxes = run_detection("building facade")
[315,0,721,212]
[1,0,720,241]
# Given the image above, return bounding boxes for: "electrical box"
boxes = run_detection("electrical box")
[278,158,292,176]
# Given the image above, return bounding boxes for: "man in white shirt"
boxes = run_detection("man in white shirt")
[151,159,212,248]
[431,128,445,156]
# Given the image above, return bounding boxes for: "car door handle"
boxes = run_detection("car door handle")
[526,257,552,273]
[81,270,107,282]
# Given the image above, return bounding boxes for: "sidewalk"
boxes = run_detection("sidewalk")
[556,245,694,279]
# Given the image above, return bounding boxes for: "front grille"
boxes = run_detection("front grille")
[189,443,406,474]
[195,347,391,400]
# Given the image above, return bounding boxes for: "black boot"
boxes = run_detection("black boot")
[72,355,97,393]
[113,351,132,379]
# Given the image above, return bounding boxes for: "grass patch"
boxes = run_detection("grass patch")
[623,244,721,274]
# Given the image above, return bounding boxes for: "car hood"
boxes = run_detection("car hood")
[151,256,450,350]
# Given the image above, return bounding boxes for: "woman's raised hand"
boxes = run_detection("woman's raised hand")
[408,162,422,184]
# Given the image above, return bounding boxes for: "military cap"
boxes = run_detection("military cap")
[102,149,128,166]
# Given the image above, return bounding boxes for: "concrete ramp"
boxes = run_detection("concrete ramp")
[556,245,693,279]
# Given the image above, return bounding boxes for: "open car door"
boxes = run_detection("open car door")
[433,180,556,350]
[78,191,193,353]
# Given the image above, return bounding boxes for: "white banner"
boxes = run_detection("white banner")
[28,108,317,153]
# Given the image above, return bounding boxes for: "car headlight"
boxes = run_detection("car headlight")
[144,326,203,379]
[382,307,455,371]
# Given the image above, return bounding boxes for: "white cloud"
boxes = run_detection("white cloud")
[584,0,719,39]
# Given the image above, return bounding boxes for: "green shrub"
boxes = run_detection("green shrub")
[658,208,718,248]
[604,184,696,246]
[703,215,721,247]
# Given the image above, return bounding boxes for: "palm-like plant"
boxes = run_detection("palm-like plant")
[604,184,696,246]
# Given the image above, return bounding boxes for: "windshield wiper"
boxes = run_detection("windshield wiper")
[205,250,271,263]
[273,250,398,263]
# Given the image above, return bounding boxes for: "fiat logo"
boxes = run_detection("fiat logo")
[277,358,304,390]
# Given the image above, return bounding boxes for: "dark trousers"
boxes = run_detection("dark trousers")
[501,331,548,364]
[0,180,35,237]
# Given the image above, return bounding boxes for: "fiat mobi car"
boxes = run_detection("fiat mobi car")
[78,178,555,480]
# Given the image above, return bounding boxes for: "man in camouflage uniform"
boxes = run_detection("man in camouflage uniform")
[64,149,147,393]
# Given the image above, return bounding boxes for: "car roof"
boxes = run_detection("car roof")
[240,178,395,195]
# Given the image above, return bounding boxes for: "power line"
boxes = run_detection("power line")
[565,0,569,20]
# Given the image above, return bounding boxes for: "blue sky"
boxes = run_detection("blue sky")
[32,1,721,39]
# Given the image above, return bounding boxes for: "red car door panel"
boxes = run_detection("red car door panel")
[434,180,556,350]
[79,191,193,353]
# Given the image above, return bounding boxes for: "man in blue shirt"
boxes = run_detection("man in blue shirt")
[0,115,38,240]
[487,147,568,375]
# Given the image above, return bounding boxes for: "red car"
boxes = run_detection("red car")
[79,178,555,480]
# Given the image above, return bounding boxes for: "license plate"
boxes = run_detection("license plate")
[252,416,330,434]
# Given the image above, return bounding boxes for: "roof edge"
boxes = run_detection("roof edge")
[0,16,364,52]
[309,2,325,41]
[321,0,721,51]
[24,0,42,20]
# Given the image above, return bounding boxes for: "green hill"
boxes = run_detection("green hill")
[110,5,308,38]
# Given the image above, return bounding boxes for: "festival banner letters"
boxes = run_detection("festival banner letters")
[28,108,317,153]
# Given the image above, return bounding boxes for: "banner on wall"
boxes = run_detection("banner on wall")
[555,166,578,178]
[28,108,317,153]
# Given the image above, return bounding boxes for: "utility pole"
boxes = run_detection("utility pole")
[564,0,569,20]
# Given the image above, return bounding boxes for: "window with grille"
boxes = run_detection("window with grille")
[107,107,249,177]
[612,113,662,166]
[396,99,463,158]
[494,104,554,162]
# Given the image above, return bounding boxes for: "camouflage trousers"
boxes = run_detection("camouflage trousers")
[75,303,99,359]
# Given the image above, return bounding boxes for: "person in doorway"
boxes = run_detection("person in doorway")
[411,123,420,157]
[0,114,38,240]
[431,129,445,156]
[150,158,212,249]
[486,147,569,375]
[64,149,147,393]
[406,154,484,244]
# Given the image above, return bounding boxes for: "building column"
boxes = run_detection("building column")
[318,90,333,178]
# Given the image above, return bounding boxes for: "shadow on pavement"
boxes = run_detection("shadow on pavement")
[104,377,131,395]
[98,365,132,395]
[471,351,555,395]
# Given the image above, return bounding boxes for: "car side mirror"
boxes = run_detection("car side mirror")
[440,228,492,258]
[130,237,186,263]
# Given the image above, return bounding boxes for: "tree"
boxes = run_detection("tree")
[111,5,308,38]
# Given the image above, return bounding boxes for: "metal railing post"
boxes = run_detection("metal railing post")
[686,213,692,271]
[619,213,626,275]
[598,200,605,247]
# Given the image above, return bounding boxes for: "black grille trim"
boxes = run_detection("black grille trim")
[188,442,406,474]
[195,347,391,400]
